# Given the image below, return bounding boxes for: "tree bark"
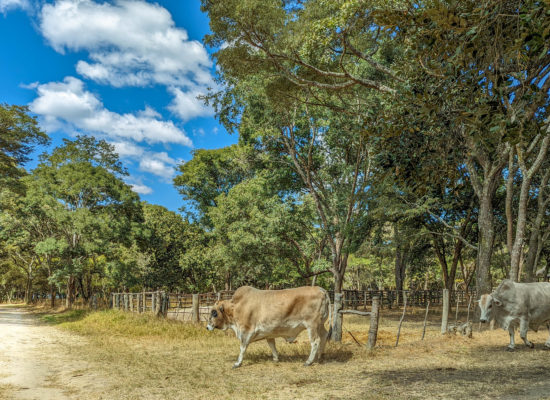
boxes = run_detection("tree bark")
[476,195,496,295]
[66,275,76,308]
[510,138,550,281]
[394,224,407,292]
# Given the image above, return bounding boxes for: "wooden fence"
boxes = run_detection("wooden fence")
[111,289,477,321]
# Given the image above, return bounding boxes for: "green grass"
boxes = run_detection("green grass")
[42,309,213,341]
[41,309,89,325]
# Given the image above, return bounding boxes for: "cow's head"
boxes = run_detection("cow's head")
[206,301,231,331]
[478,293,502,323]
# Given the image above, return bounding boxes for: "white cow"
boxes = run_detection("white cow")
[207,286,331,368]
[478,279,550,350]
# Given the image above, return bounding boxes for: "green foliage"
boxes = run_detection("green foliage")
[29,136,143,303]
[173,144,257,227]
[0,104,49,193]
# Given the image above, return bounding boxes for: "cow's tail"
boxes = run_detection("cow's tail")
[324,289,332,341]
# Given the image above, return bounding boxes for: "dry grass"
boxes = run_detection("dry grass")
[37,306,550,400]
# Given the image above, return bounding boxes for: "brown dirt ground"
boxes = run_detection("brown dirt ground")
[2,304,550,399]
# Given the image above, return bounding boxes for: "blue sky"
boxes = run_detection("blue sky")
[0,0,237,212]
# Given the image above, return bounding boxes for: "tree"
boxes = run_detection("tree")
[32,136,142,307]
[139,203,195,291]
[209,174,327,290]
[173,145,256,227]
[0,104,49,193]
[380,0,550,292]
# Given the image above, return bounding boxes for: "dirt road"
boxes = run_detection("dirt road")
[0,305,110,400]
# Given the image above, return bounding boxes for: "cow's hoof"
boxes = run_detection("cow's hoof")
[272,358,279,363]
[528,343,535,349]
[543,344,550,350]
[506,347,515,352]
[303,362,312,367]
[232,364,241,369]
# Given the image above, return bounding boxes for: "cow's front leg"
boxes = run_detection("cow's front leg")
[507,327,516,351]
[519,318,534,348]
[304,327,321,366]
[233,335,251,368]
[266,338,279,362]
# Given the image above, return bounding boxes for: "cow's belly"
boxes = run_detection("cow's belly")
[497,315,519,331]
[251,321,306,342]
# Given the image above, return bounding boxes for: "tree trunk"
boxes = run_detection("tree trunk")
[24,273,32,304]
[66,275,76,308]
[50,285,56,308]
[509,136,550,281]
[224,270,231,291]
[331,252,347,342]
[394,222,409,292]
[476,192,496,295]
[465,138,509,297]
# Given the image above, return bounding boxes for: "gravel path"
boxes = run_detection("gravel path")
[0,305,109,400]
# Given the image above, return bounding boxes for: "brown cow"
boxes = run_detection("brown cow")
[207,286,331,368]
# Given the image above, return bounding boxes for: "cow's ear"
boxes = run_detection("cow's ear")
[493,298,502,306]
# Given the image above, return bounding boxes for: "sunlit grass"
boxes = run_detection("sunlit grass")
[30,306,550,399]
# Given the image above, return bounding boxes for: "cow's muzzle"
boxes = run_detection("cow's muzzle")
[206,324,214,331]
[480,318,487,323]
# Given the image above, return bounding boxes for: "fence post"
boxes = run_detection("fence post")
[162,292,168,317]
[142,292,146,313]
[155,291,162,316]
[217,292,221,302]
[112,294,116,309]
[124,293,129,311]
[367,296,380,350]
[441,289,450,334]
[332,293,343,342]
[192,294,200,323]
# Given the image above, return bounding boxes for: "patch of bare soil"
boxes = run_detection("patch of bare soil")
[0,305,113,400]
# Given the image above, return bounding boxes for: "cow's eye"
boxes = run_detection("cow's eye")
[488,304,492,308]
[211,310,218,318]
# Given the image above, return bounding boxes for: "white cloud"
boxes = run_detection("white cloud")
[130,183,153,195]
[40,0,213,88]
[111,141,145,158]
[29,77,193,147]
[138,151,177,181]
[0,0,28,13]
[39,1,216,125]
[168,86,213,121]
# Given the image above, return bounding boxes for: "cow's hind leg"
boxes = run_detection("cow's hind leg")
[545,323,550,349]
[266,338,279,362]
[304,326,321,366]
[520,318,534,348]
[316,324,328,362]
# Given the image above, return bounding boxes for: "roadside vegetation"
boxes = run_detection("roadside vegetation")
[29,307,550,399]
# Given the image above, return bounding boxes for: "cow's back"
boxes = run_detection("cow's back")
[495,280,550,327]
[231,286,328,333]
